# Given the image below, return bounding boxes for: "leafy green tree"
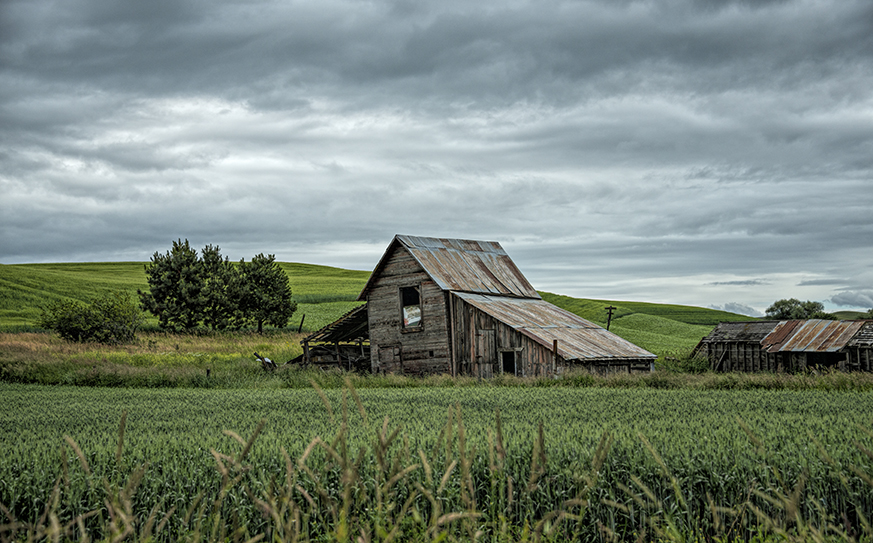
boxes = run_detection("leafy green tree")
[38,292,143,343]
[238,253,296,333]
[864,308,873,319]
[200,244,243,331]
[765,298,835,320]
[139,239,206,331]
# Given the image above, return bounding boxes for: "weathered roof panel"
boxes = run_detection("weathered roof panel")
[454,292,656,361]
[302,303,369,345]
[698,321,782,343]
[848,321,873,347]
[359,235,540,299]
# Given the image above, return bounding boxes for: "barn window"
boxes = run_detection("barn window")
[400,286,422,328]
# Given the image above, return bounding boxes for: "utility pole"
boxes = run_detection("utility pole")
[605,306,616,331]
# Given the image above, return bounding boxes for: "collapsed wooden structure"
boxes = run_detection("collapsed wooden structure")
[296,304,370,371]
[302,235,655,376]
[694,319,873,372]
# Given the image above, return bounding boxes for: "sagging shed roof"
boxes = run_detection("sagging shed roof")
[454,292,656,362]
[302,303,368,345]
[358,235,539,300]
[848,321,873,347]
[696,321,783,343]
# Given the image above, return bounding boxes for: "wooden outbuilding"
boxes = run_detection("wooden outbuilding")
[347,235,655,377]
[694,319,873,372]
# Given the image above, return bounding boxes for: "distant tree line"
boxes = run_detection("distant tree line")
[139,239,296,333]
[764,298,835,320]
[763,298,873,320]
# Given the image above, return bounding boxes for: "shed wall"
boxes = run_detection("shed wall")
[699,341,872,372]
[450,295,560,378]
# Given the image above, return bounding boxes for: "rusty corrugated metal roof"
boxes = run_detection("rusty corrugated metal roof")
[358,235,540,300]
[760,320,803,352]
[762,319,866,353]
[454,292,656,362]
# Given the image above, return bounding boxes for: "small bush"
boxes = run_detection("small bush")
[658,349,711,373]
[37,292,143,344]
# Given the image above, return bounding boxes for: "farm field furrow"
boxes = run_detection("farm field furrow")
[2,384,872,541]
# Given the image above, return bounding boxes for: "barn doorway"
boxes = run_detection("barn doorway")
[501,350,516,376]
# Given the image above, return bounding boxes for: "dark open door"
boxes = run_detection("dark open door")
[501,350,516,376]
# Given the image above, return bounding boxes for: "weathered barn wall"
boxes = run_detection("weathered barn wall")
[365,244,451,375]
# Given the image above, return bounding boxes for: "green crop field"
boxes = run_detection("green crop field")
[2,383,872,542]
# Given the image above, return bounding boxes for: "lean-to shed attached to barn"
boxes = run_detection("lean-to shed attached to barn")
[349,234,655,377]
[694,319,873,372]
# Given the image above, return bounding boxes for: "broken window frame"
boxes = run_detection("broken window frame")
[400,285,423,330]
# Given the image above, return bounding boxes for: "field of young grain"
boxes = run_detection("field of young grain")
[2,383,872,542]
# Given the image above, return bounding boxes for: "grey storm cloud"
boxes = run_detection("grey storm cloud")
[2,0,873,313]
[708,303,764,318]
[831,291,873,309]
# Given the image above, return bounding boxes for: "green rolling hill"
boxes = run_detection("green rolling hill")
[0,262,755,356]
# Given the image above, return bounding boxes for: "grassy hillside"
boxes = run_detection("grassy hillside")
[0,262,756,355]
[833,310,868,320]
[539,292,754,356]
[0,262,371,333]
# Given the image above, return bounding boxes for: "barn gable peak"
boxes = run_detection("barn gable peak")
[357,234,540,301]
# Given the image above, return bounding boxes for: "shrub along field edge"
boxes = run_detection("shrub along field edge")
[3,331,873,391]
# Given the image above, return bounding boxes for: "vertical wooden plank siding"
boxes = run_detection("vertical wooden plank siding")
[450,295,562,377]
[709,341,786,373]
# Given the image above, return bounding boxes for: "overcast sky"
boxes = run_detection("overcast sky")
[2,0,872,316]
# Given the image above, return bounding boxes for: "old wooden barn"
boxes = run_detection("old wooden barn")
[301,235,655,377]
[694,319,873,372]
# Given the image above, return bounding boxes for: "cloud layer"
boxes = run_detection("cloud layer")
[2,0,872,313]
